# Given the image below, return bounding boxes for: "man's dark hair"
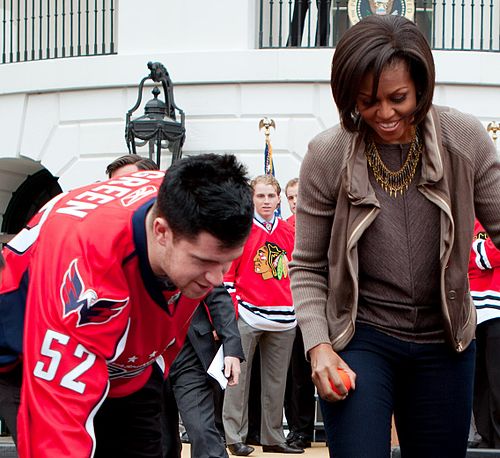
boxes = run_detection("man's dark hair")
[106,154,143,178]
[156,154,254,248]
[331,15,435,132]
[106,155,159,178]
[285,178,299,196]
[136,158,159,171]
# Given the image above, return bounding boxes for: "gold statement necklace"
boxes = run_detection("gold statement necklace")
[365,127,423,197]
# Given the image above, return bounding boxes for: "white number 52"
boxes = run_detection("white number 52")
[33,329,96,394]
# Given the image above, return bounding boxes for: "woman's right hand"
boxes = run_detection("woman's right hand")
[309,343,356,402]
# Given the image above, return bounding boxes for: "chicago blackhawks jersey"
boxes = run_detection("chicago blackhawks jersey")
[0,170,201,457]
[224,216,296,331]
[469,219,500,325]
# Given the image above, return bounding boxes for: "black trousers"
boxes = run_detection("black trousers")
[287,0,331,47]
[284,327,316,440]
[162,378,182,458]
[94,366,164,458]
[247,347,261,442]
[0,363,22,444]
[473,318,500,448]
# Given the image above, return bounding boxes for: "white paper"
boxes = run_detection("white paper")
[207,346,228,389]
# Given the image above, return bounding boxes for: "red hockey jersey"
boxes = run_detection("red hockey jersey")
[469,219,500,325]
[0,170,201,457]
[224,217,296,331]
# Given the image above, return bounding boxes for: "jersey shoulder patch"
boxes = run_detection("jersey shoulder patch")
[60,259,128,327]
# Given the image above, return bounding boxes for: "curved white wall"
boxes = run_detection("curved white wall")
[0,1,499,226]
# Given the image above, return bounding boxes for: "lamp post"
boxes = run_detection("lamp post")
[125,62,186,168]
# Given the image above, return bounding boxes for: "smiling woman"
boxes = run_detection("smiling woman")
[290,14,500,458]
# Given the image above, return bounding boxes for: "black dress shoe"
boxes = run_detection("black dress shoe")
[286,432,312,449]
[228,442,255,456]
[246,434,261,445]
[262,443,305,454]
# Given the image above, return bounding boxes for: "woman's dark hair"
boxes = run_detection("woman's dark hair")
[331,15,435,132]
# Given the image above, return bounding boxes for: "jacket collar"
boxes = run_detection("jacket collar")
[419,105,444,185]
[344,105,444,203]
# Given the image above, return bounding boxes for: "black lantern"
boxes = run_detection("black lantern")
[125,62,186,167]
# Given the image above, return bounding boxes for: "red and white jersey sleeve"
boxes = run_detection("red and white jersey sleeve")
[469,219,500,274]
[223,253,240,314]
[468,219,500,325]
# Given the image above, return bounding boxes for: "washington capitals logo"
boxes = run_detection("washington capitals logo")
[60,259,128,327]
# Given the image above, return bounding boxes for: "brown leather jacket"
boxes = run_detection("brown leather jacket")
[290,105,500,354]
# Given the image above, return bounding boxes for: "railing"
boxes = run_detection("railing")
[1,0,116,64]
[259,0,500,51]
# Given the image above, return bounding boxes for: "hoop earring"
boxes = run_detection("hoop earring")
[351,106,361,127]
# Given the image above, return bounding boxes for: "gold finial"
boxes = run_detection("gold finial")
[259,117,276,141]
[487,121,499,142]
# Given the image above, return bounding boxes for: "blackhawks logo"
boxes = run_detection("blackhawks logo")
[348,0,414,25]
[253,242,289,281]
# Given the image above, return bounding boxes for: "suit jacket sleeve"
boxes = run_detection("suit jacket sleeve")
[204,285,245,361]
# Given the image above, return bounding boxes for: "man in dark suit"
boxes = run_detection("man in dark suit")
[167,286,244,458]
[287,0,331,47]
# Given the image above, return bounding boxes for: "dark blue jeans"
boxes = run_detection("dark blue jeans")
[320,324,476,458]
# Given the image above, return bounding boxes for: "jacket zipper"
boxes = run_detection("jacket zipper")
[420,187,464,351]
[331,208,378,348]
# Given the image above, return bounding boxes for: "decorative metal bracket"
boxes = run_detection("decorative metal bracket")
[487,121,499,142]
[259,117,276,142]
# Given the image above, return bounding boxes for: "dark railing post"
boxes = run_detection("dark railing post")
[489,0,494,50]
[62,0,66,56]
[47,0,50,58]
[31,0,34,59]
[24,0,27,60]
[94,0,97,54]
[16,0,20,61]
[10,0,13,62]
[38,0,42,59]
[269,0,274,47]
[77,0,81,55]
[480,0,485,50]
[451,0,456,49]
[2,0,6,63]
[259,0,264,48]
[102,0,106,53]
[278,0,283,47]
[441,0,446,48]
[54,0,58,58]
[70,0,74,56]
[287,0,292,46]
[431,0,437,48]
[85,0,89,55]
[461,0,465,49]
[110,0,114,53]
[307,0,311,47]
[471,0,475,48]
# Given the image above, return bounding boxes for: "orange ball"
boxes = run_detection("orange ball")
[330,368,351,395]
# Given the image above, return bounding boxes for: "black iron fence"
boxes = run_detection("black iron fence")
[259,0,500,51]
[1,0,116,64]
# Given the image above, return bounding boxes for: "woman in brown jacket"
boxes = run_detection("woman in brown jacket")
[290,15,500,458]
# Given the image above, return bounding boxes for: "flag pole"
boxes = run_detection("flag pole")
[259,117,276,176]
